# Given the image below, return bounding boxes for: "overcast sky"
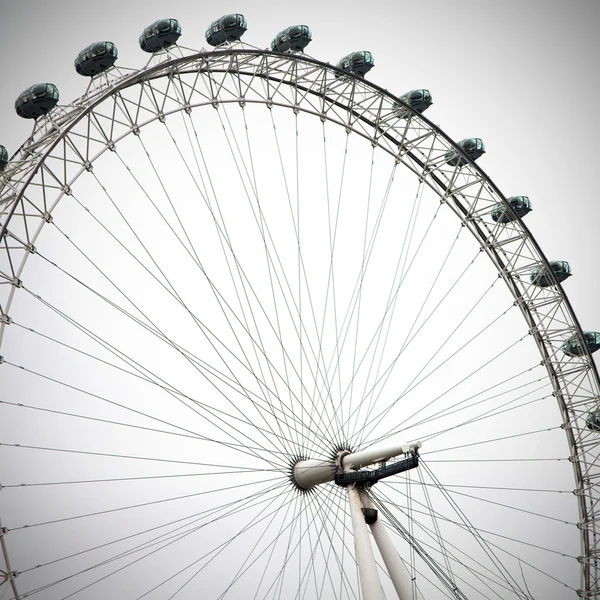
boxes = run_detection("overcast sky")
[1,0,598,327]
[1,1,599,599]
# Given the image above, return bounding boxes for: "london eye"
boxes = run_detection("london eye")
[0,7,599,600]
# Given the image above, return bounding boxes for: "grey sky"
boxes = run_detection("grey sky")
[1,0,598,322]
[0,1,599,598]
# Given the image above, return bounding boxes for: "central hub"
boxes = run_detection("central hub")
[290,441,422,491]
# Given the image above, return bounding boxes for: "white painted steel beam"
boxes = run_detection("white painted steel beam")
[359,489,423,600]
[343,441,422,471]
[347,485,385,600]
[292,441,422,490]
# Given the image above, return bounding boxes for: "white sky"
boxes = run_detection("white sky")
[0,1,599,598]
[1,0,598,327]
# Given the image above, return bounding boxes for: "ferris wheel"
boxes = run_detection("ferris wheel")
[0,14,599,600]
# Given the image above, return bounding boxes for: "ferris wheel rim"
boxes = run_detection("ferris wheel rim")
[0,46,598,598]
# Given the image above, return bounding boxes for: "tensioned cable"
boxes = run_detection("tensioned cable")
[313,486,360,600]
[319,124,351,445]
[161,114,337,455]
[371,491,494,599]
[199,103,333,452]
[87,150,316,460]
[418,389,552,446]
[416,466,456,589]
[234,105,308,452]
[235,104,347,453]
[333,151,402,443]
[3,355,290,469]
[255,486,358,600]
[381,482,577,558]
[358,324,529,450]
[105,148,315,458]
[321,186,444,448]
[6,472,283,532]
[321,192,445,445]
[211,485,334,599]
[213,103,332,456]
[422,424,563,456]
[347,143,377,438]
[15,478,288,577]
[353,271,505,441]
[160,483,328,599]
[220,491,310,600]
[353,218,474,447]
[135,485,301,600]
[18,238,310,461]
[355,231,486,436]
[266,108,347,451]
[2,360,290,468]
[426,457,568,463]
[0,439,284,473]
[164,110,299,459]
[378,474,577,592]
[396,365,549,438]
[9,293,316,459]
[250,485,301,600]
[290,485,359,600]
[347,170,422,444]
[419,460,538,597]
[26,478,293,600]
[407,478,576,526]
[22,247,296,462]
[374,487,518,600]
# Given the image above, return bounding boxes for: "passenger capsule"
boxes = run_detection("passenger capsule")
[491,196,532,223]
[586,409,600,432]
[393,89,433,117]
[75,42,118,77]
[530,261,571,288]
[15,84,59,119]
[562,331,600,357]
[271,25,312,53]
[335,51,374,78]
[0,145,7,171]
[140,19,182,53]
[205,14,247,47]
[445,138,485,167]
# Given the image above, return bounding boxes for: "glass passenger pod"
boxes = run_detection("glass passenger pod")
[139,19,182,53]
[270,25,312,53]
[74,42,118,77]
[491,195,532,223]
[529,261,572,288]
[561,331,600,357]
[393,89,433,117]
[15,83,59,119]
[586,409,600,432]
[205,14,247,47]
[0,145,7,171]
[445,138,486,167]
[335,51,374,78]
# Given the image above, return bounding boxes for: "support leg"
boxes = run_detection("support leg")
[359,489,423,600]
[347,485,385,600]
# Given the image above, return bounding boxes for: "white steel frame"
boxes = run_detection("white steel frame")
[0,47,599,598]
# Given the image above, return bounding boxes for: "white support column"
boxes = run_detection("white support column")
[347,485,385,600]
[359,489,423,600]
